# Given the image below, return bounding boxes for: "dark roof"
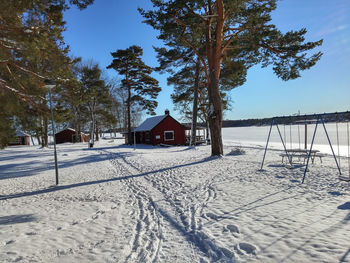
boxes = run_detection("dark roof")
[16,130,30,137]
[134,115,168,132]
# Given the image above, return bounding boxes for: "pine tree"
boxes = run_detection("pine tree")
[107,45,161,144]
[139,0,322,156]
[155,47,236,145]
[80,64,113,146]
[0,1,93,147]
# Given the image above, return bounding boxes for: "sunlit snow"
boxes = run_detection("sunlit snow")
[0,126,349,262]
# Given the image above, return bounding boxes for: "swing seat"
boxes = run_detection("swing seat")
[339,176,350,182]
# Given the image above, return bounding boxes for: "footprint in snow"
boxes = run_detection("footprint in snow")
[205,212,219,220]
[92,214,99,220]
[12,256,23,262]
[226,224,240,234]
[4,240,15,245]
[25,232,36,236]
[237,242,257,255]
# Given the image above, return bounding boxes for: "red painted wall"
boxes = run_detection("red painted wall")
[55,129,86,144]
[151,116,186,145]
[55,129,75,144]
[9,136,30,146]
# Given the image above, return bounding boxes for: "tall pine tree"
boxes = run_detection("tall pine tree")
[140,0,322,156]
[107,45,161,144]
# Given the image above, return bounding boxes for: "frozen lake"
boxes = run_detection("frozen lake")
[222,122,350,156]
[33,123,350,156]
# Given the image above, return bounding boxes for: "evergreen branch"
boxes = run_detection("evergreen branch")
[5,64,28,93]
[184,3,206,22]
[259,41,282,55]
[0,41,23,51]
[222,28,245,53]
[0,78,45,102]
[172,13,210,83]
[6,60,46,79]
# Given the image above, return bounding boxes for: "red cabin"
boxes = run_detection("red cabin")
[55,128,87,144]
[9,131,30,146]
[128,111,186,145]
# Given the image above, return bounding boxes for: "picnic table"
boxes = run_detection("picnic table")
[280,148,325,164]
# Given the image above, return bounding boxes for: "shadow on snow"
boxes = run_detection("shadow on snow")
[0,154,216,201]
[0,214,37,225]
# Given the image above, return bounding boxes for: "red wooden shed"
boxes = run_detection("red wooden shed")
[129,111,186,145]
[9,131,30,146]
[55,128,87,144]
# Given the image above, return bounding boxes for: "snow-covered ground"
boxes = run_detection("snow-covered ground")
[1,128,349,262]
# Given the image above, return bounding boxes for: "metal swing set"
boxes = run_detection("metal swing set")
[260,115,350,183]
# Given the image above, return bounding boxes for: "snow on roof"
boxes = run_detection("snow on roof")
[16,130,30,137]
[134,115,168,132]
[56,128,76,134]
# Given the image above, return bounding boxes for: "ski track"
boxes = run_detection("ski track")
[100,148,238,262]
[101,150,162,263]
[2,141,349,262]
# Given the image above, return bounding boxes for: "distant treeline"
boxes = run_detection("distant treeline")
[222,111,350,128]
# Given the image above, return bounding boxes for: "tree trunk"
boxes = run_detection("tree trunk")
[74,113,79,143]
[89,100,96,147]
[44,117,48,147]
[36,129,41,146]
[190,59,200,146]
[207,70,223,156]
[41,117,49,147]
[127,85,132,145]
[40,117,44,147]
[77,122,81,143]
[95,122,99,141]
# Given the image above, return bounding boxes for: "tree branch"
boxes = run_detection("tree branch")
[259,41,283,55]
[172,13,210,83]
[184,3,206,23]
[222,28,245,53]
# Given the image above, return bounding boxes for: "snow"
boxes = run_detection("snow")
[15,131,30,137]
[1,127,349,262]
[222,123,350,156]
[134,115,167,132]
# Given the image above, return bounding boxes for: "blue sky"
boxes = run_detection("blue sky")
[63,0,350,121]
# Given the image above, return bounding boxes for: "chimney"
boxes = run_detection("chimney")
[165,109,170,115]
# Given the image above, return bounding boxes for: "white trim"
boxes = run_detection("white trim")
[164,130,174,141]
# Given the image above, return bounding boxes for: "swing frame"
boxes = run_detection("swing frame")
[260,115,342,184]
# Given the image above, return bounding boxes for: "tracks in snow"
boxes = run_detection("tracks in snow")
[104,151,162,263]
[101,149,236,262]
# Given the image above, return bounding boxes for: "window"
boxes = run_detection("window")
[145,132,150,142]
[155,135,160,140]
[164,131,174,141]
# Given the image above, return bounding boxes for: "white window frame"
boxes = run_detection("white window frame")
[164,130,174,141]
